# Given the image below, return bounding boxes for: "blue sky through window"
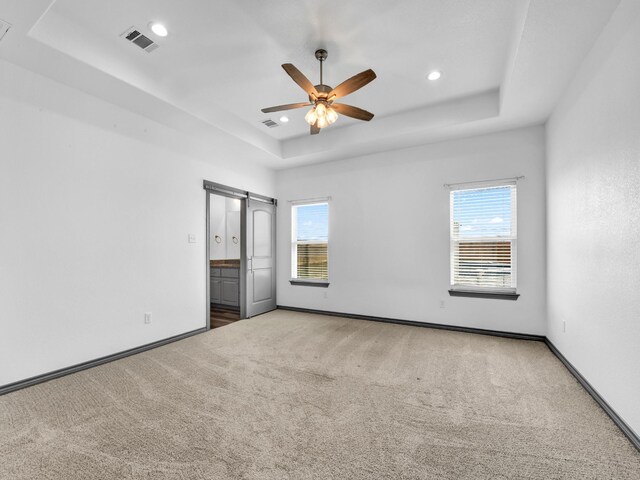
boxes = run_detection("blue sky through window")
[296,203,328,242]
[452,186,512,238]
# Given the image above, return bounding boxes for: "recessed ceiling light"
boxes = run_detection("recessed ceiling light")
[149,22,168,37]
[279,116,289,123]
[427,71,442,81]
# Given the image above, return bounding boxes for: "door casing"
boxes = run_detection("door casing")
[204,181,276,329]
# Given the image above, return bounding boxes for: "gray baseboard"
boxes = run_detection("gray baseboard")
[0,327,208,396]
[545,339,640,451]
[277,305,545,341]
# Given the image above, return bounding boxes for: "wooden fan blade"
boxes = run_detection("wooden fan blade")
[310,123,320,135]
[261,102,311,113]
[282,64,319,99]
[328,69,376,101]
[332,103,375,121]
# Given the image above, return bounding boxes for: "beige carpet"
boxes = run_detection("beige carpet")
[1,310,638,479]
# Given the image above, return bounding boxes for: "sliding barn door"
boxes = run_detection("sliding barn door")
[246,200,276,317]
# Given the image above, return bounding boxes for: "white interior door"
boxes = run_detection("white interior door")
[246,200,276,317]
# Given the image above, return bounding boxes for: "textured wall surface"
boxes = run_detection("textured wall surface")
[0,60,275,386]
[546,3,640,436]
[276,126,547,335]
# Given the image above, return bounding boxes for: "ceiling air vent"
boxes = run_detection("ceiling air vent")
[121,26,159,53]
[0,19,12,42]
[261,119,279,128]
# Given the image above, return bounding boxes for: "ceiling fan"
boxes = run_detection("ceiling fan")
[261,49,376,135]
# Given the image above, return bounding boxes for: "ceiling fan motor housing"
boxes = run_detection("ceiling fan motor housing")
[309,84,332,103]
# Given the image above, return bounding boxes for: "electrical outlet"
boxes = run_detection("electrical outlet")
[562,320,566,333]
[188,234,196,243]
[439,300,445,309]
[144,312,152,324]
[323,290,328,299]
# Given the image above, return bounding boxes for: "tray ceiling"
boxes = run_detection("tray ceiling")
[0,0,622,168]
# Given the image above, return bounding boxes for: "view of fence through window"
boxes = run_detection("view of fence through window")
[450,184,516,290]
[293,202,328,280]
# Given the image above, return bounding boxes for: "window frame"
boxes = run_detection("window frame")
[449,180,518,298]
[290,199,330,287]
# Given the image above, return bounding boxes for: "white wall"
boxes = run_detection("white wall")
[225,198,241,259]
[209,197,241,260]
[546,3,640,435]
[209,195,227,260]
[0,60,275,386]
[276,126,546,335]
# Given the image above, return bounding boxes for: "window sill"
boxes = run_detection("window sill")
[448,290,519,300]
[290,280,330,288]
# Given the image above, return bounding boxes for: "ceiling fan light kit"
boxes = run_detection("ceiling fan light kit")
[261,49,376,135]
[305,101,338,128]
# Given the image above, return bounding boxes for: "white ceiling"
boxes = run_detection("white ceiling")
[0,0,622,168]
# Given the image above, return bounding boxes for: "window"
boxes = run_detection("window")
[450,182,517,295]
[291,201,329,284]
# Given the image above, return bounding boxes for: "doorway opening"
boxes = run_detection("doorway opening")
[209,193,242,329]
[204,181,277,330]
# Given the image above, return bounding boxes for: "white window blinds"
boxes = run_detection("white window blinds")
[291,202,329,280]
[450,182,517,292]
